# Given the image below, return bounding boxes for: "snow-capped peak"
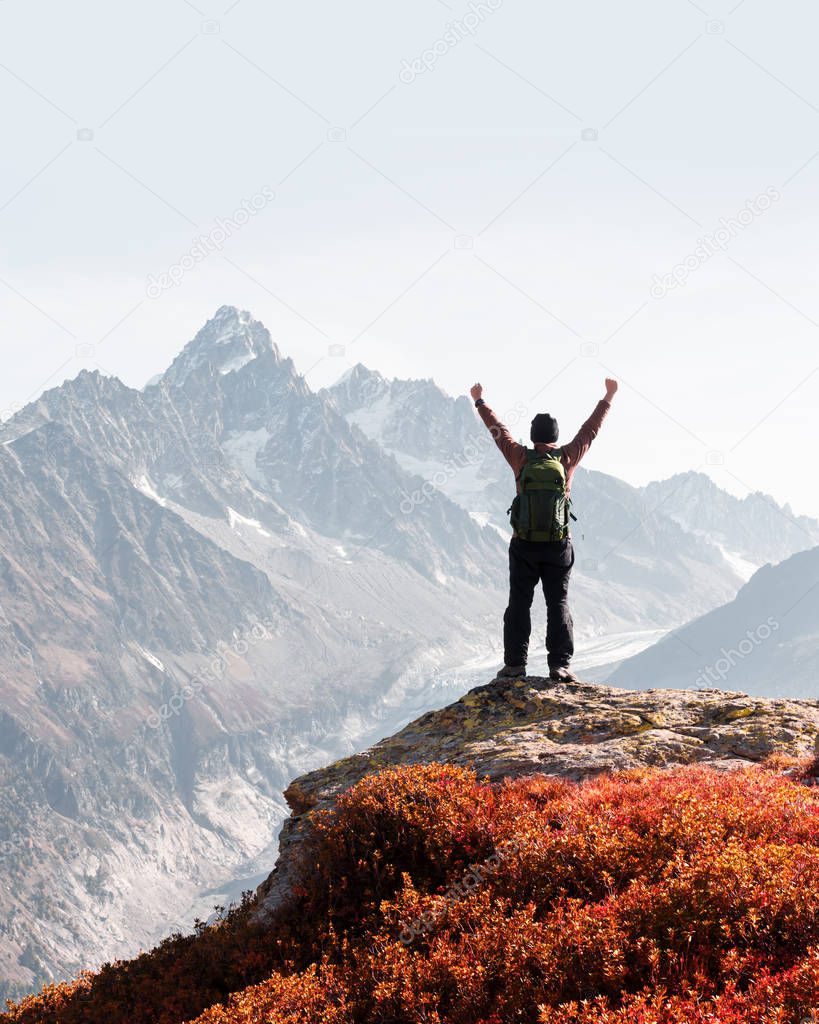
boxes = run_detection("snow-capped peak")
[328,363,388,405]
[160,306,279,387]
[333,362,382,387]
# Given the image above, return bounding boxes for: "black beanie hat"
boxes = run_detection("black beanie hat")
[530,413,559,444]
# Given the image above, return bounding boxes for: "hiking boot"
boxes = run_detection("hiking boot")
[549,666,579,683]
[496,664,527,679]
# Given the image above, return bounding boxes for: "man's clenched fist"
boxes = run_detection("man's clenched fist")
[470,382,483,402]
[605,378,618,400]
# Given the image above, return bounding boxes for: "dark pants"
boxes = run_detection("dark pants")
[503,537,574,669]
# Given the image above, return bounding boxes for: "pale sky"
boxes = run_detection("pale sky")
[2,0,818,516]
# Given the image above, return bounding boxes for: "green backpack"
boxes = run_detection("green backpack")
[508,448,575,542]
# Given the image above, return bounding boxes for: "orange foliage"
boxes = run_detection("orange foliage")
[4,761,819,1024]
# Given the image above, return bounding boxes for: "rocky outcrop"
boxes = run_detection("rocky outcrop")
[256,676,819,916]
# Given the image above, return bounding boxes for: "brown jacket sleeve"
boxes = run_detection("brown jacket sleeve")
[476,402,527,477]
[560,399,611,471]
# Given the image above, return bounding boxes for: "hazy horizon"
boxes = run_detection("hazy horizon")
[3,0,819,519]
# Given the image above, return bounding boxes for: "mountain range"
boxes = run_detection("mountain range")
[0,307,504,997]
[0,305,817,996]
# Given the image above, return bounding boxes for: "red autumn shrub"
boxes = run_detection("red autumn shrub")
[4,760,818,1024]
[190,965,350,1024]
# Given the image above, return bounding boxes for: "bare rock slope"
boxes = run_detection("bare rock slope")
[257,677,819,914]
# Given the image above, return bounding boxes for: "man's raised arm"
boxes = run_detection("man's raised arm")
[470,382,526,474]
[561,378,618,471]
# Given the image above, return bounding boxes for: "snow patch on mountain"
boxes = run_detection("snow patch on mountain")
[227,507,271,538]
[219,352,256,376]
[223,428,273,485]
[390,450,503,525]
[133,474,167,506]
[134,644,166,672]
[346,394,395,440]
[716,545,760,581]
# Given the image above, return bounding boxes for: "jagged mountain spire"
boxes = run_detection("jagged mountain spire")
[160,306,280,387]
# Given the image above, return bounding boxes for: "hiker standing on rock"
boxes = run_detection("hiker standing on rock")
[471,379,618,682]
